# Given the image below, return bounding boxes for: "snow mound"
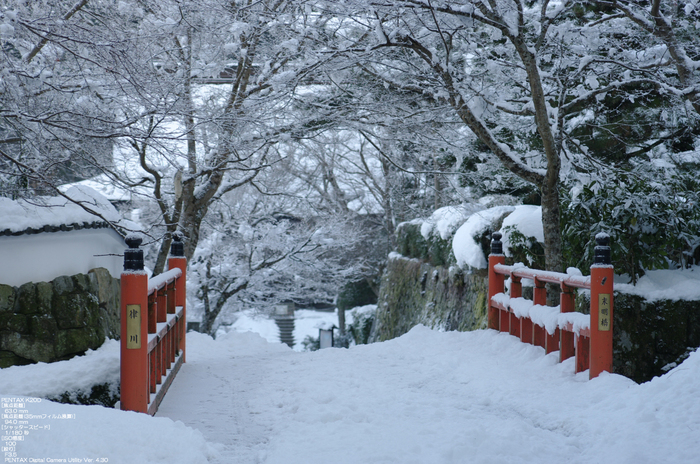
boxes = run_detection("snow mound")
[7,397,217,463]
[0,340,119,399]
[160,326,700,464]
[3,323,700,463]
[615,266,700,301]
[452,205,516,269]
[215,329,291,355]
[420,204,483,240]
[500,205,544,256]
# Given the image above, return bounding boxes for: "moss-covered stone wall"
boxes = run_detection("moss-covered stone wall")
[577,291,700,383]
[371,255,488,342]
[373,216,488,342]
[395,221,454,267]
[0,268,120,368]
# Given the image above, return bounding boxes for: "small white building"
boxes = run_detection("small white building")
[0,186,127,286]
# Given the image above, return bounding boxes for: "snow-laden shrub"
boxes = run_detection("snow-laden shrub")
[451,205,543,270]
[501,226,545,269]
[347,305,376,346]
[419,204,482,241]
[499,205,545,269]
[562,174,700,283]
[395,216,456,266]
[301,334,321,351]
[396,204,484,266]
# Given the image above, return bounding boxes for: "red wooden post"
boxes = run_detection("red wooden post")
[590,234,614,379]
[488,232,506,331]
[149,350,156,394]
[157,288,167,323]
[153,337,164,385]
[576,335,590,374]
[499,304,510,333]
[533,325,546,348]
[545,328,560,355]
[168,231,187,362]
[520,316,533,344]
[160,335,167,377]
[509,276,521,337]
[533,277,546,348]
[165,331,171,370]
[167,282,176,314]
[148,294,157,334]
[170,329,175,363]
[560,283,576,362]
[120,236,149,413]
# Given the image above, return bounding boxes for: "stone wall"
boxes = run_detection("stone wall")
[577,291,700,383]
[0,268,120,368]
[371,255,489,342]
[372,217,489,342]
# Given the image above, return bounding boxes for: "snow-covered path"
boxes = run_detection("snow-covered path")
[2,325,699,463]
[156,327,700,464]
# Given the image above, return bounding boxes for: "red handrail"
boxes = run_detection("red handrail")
[487,232,614,379]
[120,233,187,415]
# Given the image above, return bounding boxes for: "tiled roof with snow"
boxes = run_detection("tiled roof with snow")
[0,186,122,236]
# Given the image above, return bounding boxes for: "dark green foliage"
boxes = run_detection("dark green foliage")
[567,83,678,165]
[426,234,453,267]
[395,221,455,267]
[301,334,320,352]
[348,308,375,346]
[562,173,700,282]
[336,279,377,311]
[669,123,700,154]
[502,226,546,270]
[396,222,428,260]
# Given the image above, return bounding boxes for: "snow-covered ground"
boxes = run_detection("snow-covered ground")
[217,308,342,351]
[2,325,699,463]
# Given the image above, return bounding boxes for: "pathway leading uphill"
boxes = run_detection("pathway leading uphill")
[156,327,700,464]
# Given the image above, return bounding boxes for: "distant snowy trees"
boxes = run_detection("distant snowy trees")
[327,0,699,277]
[0,0,120,198]
[1,0,698,331]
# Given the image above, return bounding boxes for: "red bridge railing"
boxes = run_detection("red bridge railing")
[120,232,187,415]
[487,232,613,379]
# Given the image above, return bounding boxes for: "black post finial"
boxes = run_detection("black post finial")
[594,232,611,265]
[124,234,144,271]
[170,230,185,257]
[491,231,503,255]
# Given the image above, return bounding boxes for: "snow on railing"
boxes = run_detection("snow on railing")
[148,268,182,296]
[120,232,187,415]
[487,232,614,379]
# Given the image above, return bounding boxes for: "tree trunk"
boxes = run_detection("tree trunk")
[540,180,563,306]
[338,307,346,335]
[540,182,564,274]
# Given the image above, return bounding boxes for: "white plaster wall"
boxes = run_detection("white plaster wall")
[0,228,126,286]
